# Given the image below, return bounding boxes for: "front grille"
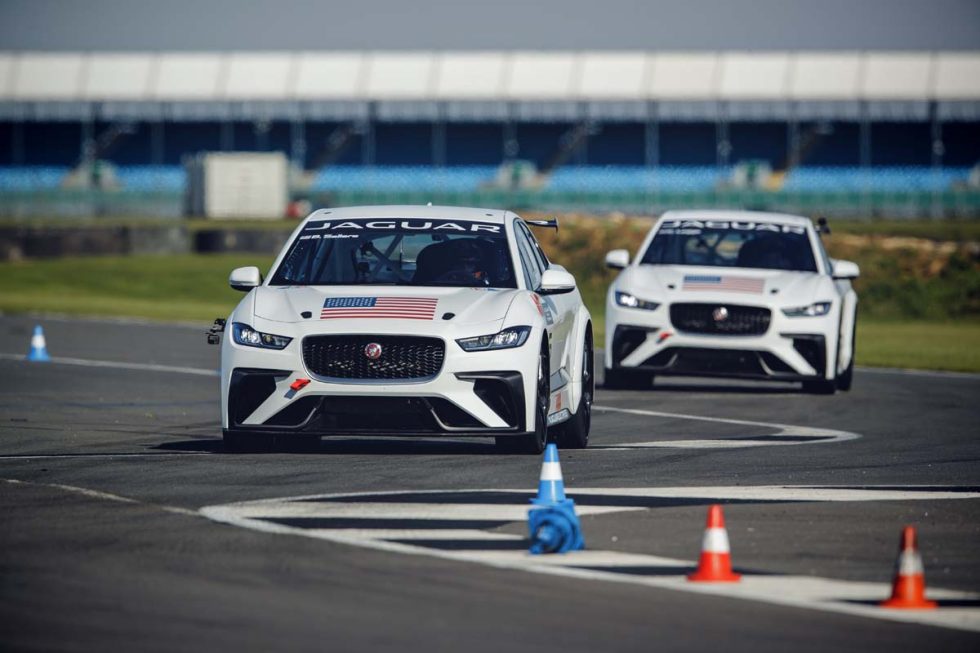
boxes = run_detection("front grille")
[303,335,445,380]
[670,303,771,336]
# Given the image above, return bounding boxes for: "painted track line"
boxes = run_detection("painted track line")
[0,352,218,377]
[3,478,197,516]
[202,487,980,633]
[593,405,861,448]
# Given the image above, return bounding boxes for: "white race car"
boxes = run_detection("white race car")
[603,210,859,393]
[213,205,594,453]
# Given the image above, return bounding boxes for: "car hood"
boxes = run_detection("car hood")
[621,265,825,305]
[252,285,518,325]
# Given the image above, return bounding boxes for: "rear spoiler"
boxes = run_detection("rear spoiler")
[525,218,559,232]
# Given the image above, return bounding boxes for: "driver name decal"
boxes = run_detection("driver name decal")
[320,296,439,320]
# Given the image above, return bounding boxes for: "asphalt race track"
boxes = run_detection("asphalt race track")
[1,314,979,652]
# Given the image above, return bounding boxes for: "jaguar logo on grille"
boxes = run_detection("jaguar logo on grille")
[363,342,383,360]
[712,306,730,322]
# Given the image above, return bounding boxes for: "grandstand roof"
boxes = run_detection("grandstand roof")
[1,51,978,121]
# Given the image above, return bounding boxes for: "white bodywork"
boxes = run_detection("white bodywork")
[604,210,858,386]
[220,206,591,437]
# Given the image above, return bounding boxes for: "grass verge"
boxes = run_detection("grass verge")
[855,321,980,373]
[2,252,979,373]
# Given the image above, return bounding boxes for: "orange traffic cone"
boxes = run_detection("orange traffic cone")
[881,526,937,609]
[687,504,741,582]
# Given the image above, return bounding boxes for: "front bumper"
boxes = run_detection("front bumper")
[605,301,836,381]
[220,323,538,436]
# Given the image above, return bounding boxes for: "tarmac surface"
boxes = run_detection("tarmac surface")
[1,314,979,652]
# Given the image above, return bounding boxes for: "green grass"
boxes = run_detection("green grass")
[856,321,980,372]
[0,254,274,322]
[2,252,979,373]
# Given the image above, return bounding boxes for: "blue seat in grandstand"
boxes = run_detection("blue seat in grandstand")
[310,166,498,192]
[115,165,186,192]
[783,166,971,192]
[0,167,70,191]
[548,166,726,192]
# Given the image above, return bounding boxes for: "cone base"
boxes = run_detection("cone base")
[687,571,742,583]
[880,598,938,610]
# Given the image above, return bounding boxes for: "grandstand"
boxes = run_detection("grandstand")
[1,50,979,216]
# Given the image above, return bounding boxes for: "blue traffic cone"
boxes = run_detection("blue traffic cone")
[531,443,566,506]
[26,325,51,362]
[528,443,584,554]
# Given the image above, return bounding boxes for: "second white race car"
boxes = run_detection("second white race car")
[604,210,859,393]
[213,205,594,453]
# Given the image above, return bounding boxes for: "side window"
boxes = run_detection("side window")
[522,223,551,271]
[514,227,542,290]
[813,232,833,275]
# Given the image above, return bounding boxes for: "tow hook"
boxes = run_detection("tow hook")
[206,318,226,345]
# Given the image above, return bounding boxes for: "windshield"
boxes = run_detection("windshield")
[640,219,818,272]
[270,218,516,288]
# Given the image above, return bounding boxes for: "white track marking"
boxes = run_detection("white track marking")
[0,352,218,377]
[3,478,197,516]
[232,501,638,521]
[201,486,980,632]
[0,452,211,460]
[593,405,860,449]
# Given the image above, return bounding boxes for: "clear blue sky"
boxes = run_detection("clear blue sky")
[1,0,978,51]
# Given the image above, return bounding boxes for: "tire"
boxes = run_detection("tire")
[836,319,856,392]
[603,367,653,390]
[496,346,549,454]
[556,328,593,449]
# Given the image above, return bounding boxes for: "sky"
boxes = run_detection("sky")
[1,0,979,51]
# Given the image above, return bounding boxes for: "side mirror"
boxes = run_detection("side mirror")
[605,249,630,270]
[831,259,860,280]
[229,266,263,291]
[538,268,576,296]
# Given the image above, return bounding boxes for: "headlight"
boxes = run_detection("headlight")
[456,326,531,352]
[781,302,832,318]
[231,322,292,349]
[615,291,660,311]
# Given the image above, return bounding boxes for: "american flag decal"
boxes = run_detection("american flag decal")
[682,275,765,294]
[320,296,438,320]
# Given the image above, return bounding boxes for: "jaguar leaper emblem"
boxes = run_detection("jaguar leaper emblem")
[363,343,383,360]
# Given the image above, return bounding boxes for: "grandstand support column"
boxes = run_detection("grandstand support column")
[81,117,95,167]
[290,119,307,169]
[432,103,447,169]
[645,101,660,212]
[361,102,377,167]
[503,103,519,161]
[859,101,872,217]
[151,122,164,166]
[930,100,944,218]
[220,121,233,151]
[716,102,732,208]
[12,121,24,165]
[787,104,800,171]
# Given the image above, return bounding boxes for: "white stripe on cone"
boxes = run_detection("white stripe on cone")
[701,527,731,553]
[898,551,925,576]
[539,462,563,482]
[31,333,46,349]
